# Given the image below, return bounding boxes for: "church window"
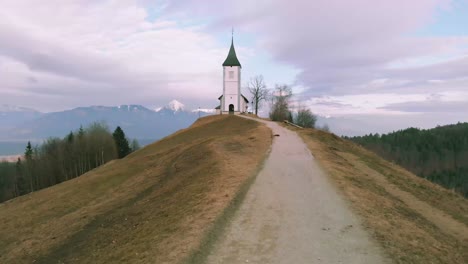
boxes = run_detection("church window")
[229,71,234,79]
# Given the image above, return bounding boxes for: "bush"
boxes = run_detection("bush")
[294,108,317,128]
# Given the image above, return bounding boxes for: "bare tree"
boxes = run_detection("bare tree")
[269,84,293,121]
[247,75,269,115]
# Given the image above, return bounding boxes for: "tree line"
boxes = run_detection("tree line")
[347,123,468,198]
[0,123,139,203]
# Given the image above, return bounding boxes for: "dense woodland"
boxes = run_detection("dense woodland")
[348,122,468,198]
[0,123,138,203]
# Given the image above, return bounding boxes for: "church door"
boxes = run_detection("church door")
[229,104,234,114]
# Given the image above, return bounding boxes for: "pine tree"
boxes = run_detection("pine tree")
[349,122,468,197]
[78,126,85,138]
[24,141,34,192]
[25,141,33,160]
[113,126,131,158]
[66,131,74,143]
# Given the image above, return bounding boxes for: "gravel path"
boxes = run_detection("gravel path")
[206,118,389,264]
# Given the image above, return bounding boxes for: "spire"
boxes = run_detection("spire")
[222,30,241,67]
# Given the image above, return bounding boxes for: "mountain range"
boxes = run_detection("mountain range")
[0,100,213,155]
[2,100,438,155]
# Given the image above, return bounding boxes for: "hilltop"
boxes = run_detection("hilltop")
[0,115,271,263]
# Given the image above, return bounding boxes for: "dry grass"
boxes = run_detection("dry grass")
[0,115,272,264]
[289,126,468,264]
[242,113,270,121]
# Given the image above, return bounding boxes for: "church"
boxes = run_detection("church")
[215,36,249,114]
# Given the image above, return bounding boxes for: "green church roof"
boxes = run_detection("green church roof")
[222,38,241,67]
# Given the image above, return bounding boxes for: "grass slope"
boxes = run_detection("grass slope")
[0,115,271,264]
[289,126,468,264]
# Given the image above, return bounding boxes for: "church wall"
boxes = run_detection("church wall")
[224,66,239,81]
[224,82,239,97]
[242,99,249,113]
[223,66,240,112]
[223,89,238,111]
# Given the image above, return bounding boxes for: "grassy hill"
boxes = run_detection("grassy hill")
[290,126,468,263]
[0,115,271,264]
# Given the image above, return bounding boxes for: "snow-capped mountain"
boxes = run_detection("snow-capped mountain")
[192,108,216,114]
[155,100,185,113]
[168,100,185,111]
[116,105,152,112]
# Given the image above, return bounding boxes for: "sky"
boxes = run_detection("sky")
[0,0,467,135]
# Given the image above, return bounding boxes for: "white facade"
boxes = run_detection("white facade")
[239,95,248,113]
[222,66,241,112]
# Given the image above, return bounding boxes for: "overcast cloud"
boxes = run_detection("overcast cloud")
[0,0,467,134]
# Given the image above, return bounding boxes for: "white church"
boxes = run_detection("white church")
[215,37,249,114]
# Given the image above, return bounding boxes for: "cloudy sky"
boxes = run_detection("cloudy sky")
[1,0,467,134]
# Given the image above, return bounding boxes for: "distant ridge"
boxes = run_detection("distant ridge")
[0,101,214,150]
[0,104,41,113]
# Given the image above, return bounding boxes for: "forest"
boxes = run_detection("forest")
[0,123,138,203]
[348,122,468,198]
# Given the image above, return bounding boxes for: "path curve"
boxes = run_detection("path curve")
[206,117,389,264]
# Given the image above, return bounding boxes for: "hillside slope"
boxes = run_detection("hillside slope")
[0,115,271,264]
[348,122,468,197]
[291,127,468,263]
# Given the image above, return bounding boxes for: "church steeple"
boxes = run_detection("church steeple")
[222,35,241,67]
[217,30,248,115]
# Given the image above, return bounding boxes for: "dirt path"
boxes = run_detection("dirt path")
[206,118,389,264]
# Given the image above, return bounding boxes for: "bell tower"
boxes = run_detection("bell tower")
[221,34,242,113]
